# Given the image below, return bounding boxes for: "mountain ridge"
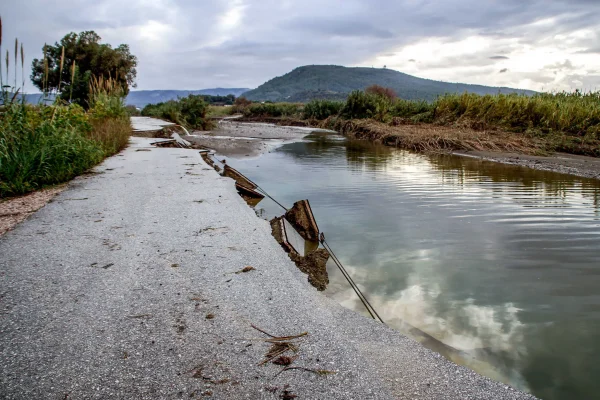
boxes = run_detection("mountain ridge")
[242,65,536,102]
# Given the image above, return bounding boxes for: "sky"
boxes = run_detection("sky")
[3,0,600,93]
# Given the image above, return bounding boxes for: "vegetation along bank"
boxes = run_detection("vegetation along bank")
[230,86,600,159]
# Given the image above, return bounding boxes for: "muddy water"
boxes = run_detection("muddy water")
[222,132,600,400]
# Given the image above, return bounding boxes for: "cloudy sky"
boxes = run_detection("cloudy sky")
[3,0,600,92]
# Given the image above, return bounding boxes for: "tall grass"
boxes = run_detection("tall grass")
[242,102,303,118]
[0,103,104,195]
[303,99,343,120]
[0,23,132,197]
[434,91,600,137]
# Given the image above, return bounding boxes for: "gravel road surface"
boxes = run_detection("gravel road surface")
[0,137,537,399]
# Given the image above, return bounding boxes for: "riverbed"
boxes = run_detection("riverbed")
[216,128,600,400]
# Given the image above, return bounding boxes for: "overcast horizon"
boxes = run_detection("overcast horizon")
[3,0,600,93]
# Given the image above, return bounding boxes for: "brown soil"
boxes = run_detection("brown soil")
[270,216,329,291]
[0,185,66,236]
[289,249,330,291]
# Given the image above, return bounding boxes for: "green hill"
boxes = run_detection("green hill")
[242,65,535,102]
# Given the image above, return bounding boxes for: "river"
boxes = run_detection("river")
[219,131,600,400]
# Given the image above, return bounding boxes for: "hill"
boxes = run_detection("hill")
[125,88,250,108]
[242,65,535,102]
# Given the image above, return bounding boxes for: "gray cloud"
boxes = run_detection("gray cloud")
[499,68,508,73]
[3,0,600,92]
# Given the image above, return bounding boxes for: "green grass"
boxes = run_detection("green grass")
[242,102,303,118]
[0,102,131,197]
[0,80,132,198]
[207,105,234,118]
[434,91,600,137]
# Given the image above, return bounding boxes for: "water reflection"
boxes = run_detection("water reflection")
[224,133,600,400]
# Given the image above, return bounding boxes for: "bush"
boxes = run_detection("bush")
[340,91,378,119]
[303,100,344,120]
[242,102,303,118]
[125,105,141,116]
[232,96,252,113]
[179,95,209,129]
[141,95,211,130]
[365,85,397,101]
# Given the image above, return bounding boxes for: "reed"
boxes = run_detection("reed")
[20,43,24,90]
[70,60,75,102]
[57,46,64,92]
[13,38,17,90]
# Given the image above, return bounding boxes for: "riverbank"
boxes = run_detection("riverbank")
[454,150,600,180]
[0,136,536,399]
[235,116,600,181]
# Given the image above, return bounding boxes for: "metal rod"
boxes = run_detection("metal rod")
[210,156,385,324]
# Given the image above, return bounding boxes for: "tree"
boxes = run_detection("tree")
[365,85,397,101]
[31,31,137,107]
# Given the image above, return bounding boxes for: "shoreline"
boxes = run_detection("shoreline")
[453,150,600,180]
[0,135,537,399]
[231,117,600,181]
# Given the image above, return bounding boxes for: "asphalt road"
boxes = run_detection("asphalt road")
[0,137,537,399]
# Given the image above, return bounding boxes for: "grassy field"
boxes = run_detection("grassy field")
[207,105,234,118]
[236,90,600,156]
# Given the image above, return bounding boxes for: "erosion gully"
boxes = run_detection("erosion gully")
[215,130,600,400]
